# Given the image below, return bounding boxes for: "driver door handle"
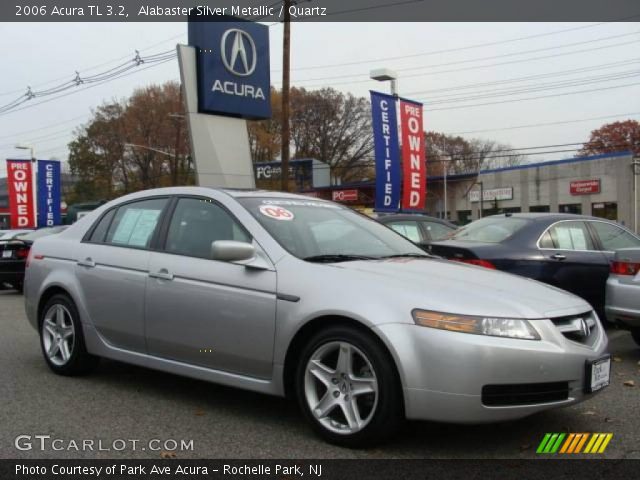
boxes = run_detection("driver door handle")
[149,269,174,281]
[550,253,566,261]
[77,257,95,268]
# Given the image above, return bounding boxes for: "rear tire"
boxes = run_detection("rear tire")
[295,325,403,447]
[631,329,640,347]
[39,294,99,375]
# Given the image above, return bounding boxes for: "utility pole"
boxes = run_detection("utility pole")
[442,137,447,220]
[280,0,291,192]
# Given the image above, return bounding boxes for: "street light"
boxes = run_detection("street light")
[370,68,398,97]
[633,158,640,234]
[14,143,35,160]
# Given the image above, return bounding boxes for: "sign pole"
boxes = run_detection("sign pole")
[31,149,38,229]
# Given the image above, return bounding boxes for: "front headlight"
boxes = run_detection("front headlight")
[412,309,540,340]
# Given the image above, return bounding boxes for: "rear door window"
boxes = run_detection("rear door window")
[105,198,168,249]
[545,221,595,251]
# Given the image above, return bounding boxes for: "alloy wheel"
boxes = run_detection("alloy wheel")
[42,304,75,366]
[304,341,378,435]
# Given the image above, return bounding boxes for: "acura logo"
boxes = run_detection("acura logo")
[579,318,591,337]
[220,29,257,77]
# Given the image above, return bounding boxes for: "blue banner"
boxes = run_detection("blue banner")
[370,91,401,212]
[189,17,271,120]
[37,160,62,227]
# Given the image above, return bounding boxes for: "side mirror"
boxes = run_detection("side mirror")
[211,240,256,262]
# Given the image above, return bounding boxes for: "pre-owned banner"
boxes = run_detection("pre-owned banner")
[399,99,426,211]
[370,91,401,212]
[6,159,36,229]
[37,160,62,227]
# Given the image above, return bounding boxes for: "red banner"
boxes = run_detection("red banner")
[400,100,426,210]
[6,160,36,229]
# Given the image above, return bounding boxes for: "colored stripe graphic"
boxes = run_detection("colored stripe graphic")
[538,433,613,454]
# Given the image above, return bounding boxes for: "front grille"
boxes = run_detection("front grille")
[551,311,597,345]
[482,382,569,406]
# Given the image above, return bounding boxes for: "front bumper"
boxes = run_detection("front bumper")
[374,316,608,423]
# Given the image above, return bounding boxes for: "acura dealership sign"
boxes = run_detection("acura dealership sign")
[188,18,271,119]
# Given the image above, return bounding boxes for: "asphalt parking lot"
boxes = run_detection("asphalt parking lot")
[1,289,638,459]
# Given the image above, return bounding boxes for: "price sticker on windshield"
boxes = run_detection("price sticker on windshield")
[259,205,295,221]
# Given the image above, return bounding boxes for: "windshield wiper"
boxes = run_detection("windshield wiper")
[379,253,434,259]
[303,254,377,263]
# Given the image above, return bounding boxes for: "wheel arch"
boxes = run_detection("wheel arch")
[37,285,75,326]
[282,315,404,410]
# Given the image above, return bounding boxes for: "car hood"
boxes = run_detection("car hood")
[329,257,590,320]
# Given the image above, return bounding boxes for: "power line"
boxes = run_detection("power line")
[0,54,176,117]
[424,69,640,105]
[447,112,640,135]
[425,80,640,111]
[402,57,640,96]
[273,21,629,72]
[275,39,640,88]
[274,30,640,84]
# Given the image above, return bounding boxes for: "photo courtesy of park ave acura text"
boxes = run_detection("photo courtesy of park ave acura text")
[0,0,639,478]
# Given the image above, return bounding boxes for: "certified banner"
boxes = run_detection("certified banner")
[399,99,426,211]
[370,91,401,212]
[37,160,62,227]
[6,159,36,229]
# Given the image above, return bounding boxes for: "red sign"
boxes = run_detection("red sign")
[332,189,359,202]
[570,179,600,195]
[6,160,36,229]
[399,100,426,210]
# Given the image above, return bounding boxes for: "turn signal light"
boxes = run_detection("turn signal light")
[412,310,479,334]
[451,258,496,269]
[610,261,640,276]
[412,309,540,340]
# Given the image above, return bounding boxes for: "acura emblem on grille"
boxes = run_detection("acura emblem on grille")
[578,318,590,337]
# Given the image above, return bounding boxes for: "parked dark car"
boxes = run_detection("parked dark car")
[0,227,67,291]
[377,214,457,248]
[429,213,640,317]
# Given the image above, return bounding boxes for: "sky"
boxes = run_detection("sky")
[0,21,639,177]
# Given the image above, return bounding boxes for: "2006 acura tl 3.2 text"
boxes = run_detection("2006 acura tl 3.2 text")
[23,187,610,446]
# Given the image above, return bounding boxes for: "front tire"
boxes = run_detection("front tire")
[631,329,640,347]
[295,325,403,447]
[39,294,99,375]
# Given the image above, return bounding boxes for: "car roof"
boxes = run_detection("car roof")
[486,213,604,222]
[377,214,456,227]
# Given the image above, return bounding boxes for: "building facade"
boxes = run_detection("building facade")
[429,152,638,230]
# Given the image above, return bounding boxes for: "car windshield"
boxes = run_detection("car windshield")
[16,227,66,241]
[238,198,426,261]
[451,216,529,243]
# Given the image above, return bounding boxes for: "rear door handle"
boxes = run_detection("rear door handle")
[550,253,566,261]
[77,257,96,268]
[149,269,174,281]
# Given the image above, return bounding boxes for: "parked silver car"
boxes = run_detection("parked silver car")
[24,187,609,446]
[605,247,640,346]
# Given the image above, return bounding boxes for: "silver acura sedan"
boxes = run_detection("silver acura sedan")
[24,187,609,446]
